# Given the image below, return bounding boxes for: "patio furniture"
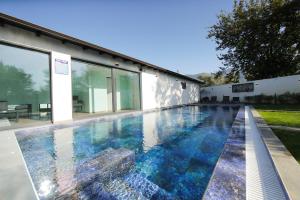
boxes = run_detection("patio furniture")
[232,97,240,104]
[222,96,230,104]
[7,104,32,121]
[15,104,32,118]
[211,96,217,103]
[201,97,209,103]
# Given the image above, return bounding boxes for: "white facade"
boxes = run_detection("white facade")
[201,75,300,102]
[51,51,72,122]
[142,70,199,110]
[0,20,200,123]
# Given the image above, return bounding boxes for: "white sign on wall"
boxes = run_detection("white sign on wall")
[55,58,69,75]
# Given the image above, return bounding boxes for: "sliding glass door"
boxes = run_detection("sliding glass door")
[115,69,141,111]
[72,60,141,116]
[72,60,112,116]
[0,44,51,129]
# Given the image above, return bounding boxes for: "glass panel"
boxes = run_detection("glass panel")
[72,60,112,116]
[115,69,141,111]
[0,44,51,129]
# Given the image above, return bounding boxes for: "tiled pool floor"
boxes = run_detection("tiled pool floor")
[15,105,239,200]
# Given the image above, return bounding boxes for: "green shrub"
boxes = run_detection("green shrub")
[245,93,300,104]
[245,96,255,103]
[278,92,300,104]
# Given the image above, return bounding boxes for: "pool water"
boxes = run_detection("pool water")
[16,105,239,200]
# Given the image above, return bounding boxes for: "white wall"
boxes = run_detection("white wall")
[201,75,300,102]
[51,51,72,122]
[142,69,200,110]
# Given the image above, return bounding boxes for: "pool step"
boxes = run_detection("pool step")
[76,147,135,187]
[124,172,159,199]
[106,179,148,200]
[105,172,174,200]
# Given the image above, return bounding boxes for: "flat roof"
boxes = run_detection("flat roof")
[0,12,203,84]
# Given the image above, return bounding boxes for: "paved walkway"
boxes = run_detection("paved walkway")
[0,130,38,200]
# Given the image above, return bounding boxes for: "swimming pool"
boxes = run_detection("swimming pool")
[15,105,239,200]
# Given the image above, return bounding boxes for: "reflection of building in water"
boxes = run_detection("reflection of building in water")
[190,106,199,124]
[143,112,159,152]
[91,121,113,144]
[176,108,184,128]
[54,127,76,196]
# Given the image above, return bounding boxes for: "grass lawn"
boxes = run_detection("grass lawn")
[255,104,300,164]
[272,129,300,164]
[255,104,300,128]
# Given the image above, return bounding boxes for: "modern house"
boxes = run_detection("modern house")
[0,13,202,129]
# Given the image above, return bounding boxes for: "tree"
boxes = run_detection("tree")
[208,0,300,81]
[197,73,228,86]
[0,62,35,102]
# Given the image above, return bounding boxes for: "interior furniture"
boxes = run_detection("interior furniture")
[39,104,51,119]
[73,96,84,112]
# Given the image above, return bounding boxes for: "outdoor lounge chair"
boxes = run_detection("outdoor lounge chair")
[201,97,209,103]
[232,97,240,104]
[222,96,230,104]
[15,104,32,118]
[211,96,217,103]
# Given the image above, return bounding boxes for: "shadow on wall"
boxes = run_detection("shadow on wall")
[155,76,198,108]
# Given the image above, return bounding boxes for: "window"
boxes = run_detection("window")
[72,60,113,116]
[181,82,187,89]
[0,44,51,128]
[232,83,254,93]
[115,69,141,111]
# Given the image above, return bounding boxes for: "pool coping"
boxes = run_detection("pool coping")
[250,106,300,200]
[202,107,246,199]
[0,130,39,200]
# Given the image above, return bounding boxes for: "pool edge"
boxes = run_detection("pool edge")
[202,106,246,200]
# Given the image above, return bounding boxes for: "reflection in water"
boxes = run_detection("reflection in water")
[54,127,76,196]
[143,112,159,152]
[16,106,239,200]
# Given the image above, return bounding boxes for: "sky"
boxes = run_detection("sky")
[0,0,234,75]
